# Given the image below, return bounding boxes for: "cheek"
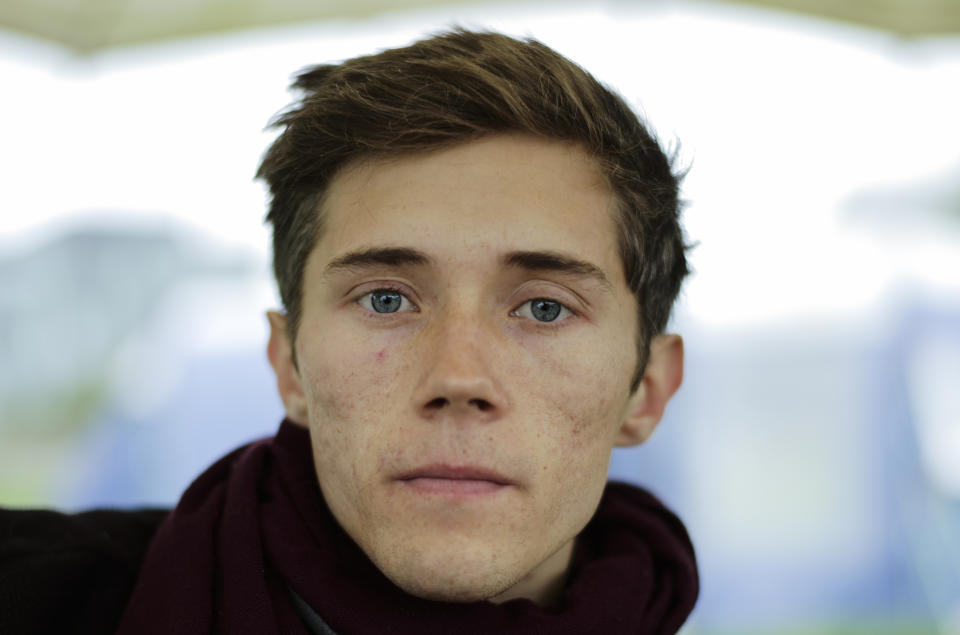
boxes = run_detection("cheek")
[300,332,401,419]
[297,332,413,526]
[512,336,634,525]
[296,330,409,480]
[524,360,627,535]
[519,332,634,448]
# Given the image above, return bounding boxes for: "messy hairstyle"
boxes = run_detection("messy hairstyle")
[257,28,688,392]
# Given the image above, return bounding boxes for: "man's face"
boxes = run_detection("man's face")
[271,133,664,603]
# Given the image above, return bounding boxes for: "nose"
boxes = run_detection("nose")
[413,309,508,422]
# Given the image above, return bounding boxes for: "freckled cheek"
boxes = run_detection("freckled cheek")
[517,337,632,444]
[555,392,621,458]
[299,338,406,505]
[295,343,394,472]
[299,333,408,419]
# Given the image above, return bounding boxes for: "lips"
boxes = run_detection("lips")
[395,464,512,495]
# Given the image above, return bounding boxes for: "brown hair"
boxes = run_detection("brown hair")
[257,28,689,391]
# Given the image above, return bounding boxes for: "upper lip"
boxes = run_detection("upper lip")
[395,464,512,485]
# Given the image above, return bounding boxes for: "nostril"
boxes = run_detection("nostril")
[469,398,493,412]
[425,397,449,410]
[424,397,494,412]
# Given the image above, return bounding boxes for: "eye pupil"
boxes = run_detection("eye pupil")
[371,291,402,313]
[531,299,562,322]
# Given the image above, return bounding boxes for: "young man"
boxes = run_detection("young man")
[1,29,697,634]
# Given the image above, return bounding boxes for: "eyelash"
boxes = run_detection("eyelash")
[355,286,577,325]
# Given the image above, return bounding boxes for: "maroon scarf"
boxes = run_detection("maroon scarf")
[118,420,698,634]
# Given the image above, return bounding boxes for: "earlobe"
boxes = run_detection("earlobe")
[266,311,309,426]
[615,334,684,447]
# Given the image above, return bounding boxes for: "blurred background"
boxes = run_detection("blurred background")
[1,0,958,633]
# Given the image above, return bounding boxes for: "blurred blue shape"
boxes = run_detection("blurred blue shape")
[611,294,959,631]
[65,349,282,509]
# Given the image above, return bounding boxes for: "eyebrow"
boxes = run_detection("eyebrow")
[322,246,612,291]
[323,247,432,276]
[502,250,613,291]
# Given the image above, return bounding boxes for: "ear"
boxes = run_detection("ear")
[266,311,309,426]
[615,334,684,447]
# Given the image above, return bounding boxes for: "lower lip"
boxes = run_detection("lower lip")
[400,477,507,496]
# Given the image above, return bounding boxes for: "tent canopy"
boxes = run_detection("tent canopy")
[2,0,959,54]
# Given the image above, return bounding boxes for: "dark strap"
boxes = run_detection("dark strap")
[288,586,340,635]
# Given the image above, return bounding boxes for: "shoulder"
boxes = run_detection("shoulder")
[0,506,168,635]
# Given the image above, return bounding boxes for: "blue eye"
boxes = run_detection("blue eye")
[371,291,402,313]
[530,299,561,322]
[358,289,416,314]
[515,298,572,323]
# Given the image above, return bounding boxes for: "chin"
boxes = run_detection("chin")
[379,554,519,604]
[395,575,511,604]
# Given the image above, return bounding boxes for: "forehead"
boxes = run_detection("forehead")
[314,134,625,283]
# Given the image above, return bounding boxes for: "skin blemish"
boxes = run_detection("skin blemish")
[375,348,388,362]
